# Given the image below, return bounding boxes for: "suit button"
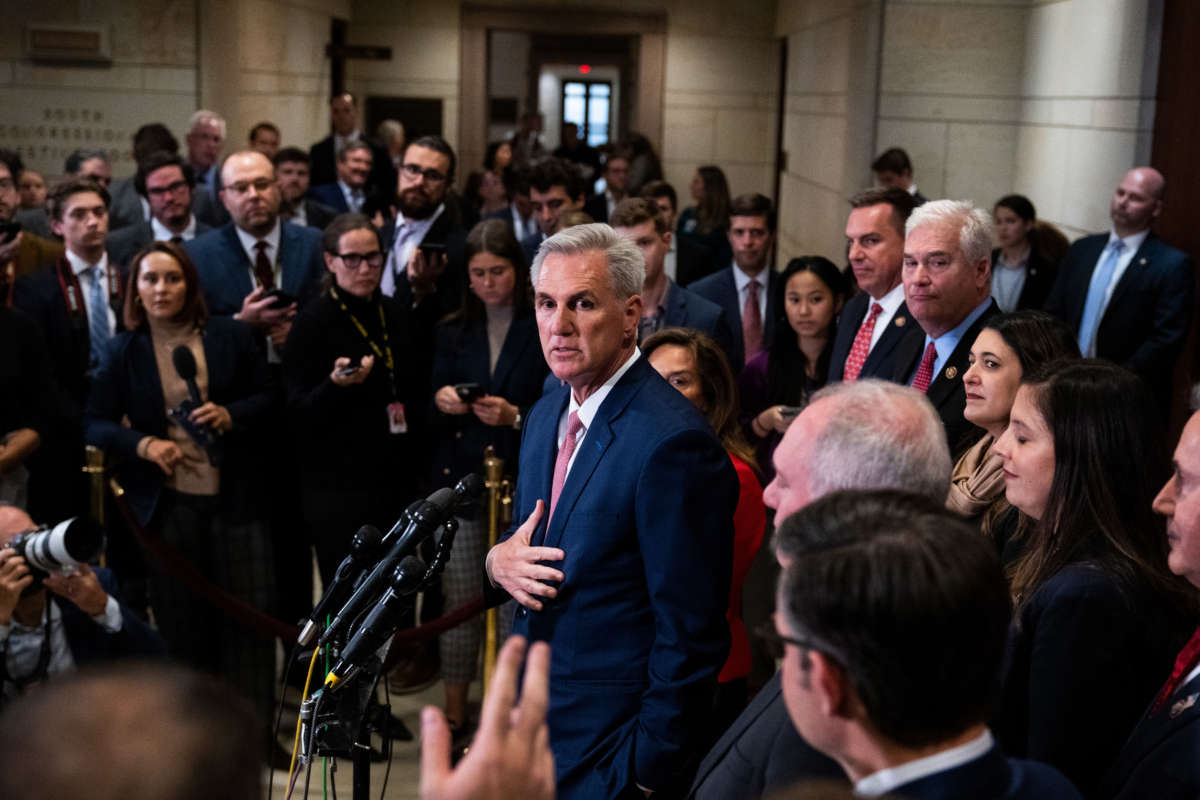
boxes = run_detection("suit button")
[517,607,527,618]
[442,468,451,475]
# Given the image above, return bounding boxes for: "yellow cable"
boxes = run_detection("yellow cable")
[289,647,323,779]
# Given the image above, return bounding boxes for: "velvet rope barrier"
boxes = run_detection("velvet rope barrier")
[109,480,486,648]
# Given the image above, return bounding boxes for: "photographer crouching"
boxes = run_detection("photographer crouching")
[0,504,162,704]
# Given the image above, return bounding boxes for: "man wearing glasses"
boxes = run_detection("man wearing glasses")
[106,152,212,271]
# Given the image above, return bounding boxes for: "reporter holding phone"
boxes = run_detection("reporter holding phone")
[83,241,277,719]
[283,213,419,585]
[430,218,548,734]
[738,257,848,481]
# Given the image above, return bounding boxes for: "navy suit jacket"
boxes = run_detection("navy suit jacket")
[891,300,999,457]
[309,135,395,203]
[83,317,276,526]
[583,193,609,225]
[495,356,738,799]
[688,267,778,372]
[1044,232,1193,404]
[60,568,166,663]
[308,182,357,214]
[827,291,915,382]
[659,281,736,364]
[429,308,548,490]
[688,670,843,800]
[1103,667,1200,800]
[105,219,212,271]
[888,745,1081,800]
[183,221,324,317]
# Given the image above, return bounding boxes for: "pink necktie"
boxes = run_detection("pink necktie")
[742,278,763,362]
[548,411,583,524]
[911,342,938,393]
[843,302,883,382]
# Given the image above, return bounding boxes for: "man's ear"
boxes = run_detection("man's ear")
[810,651,853,720]
[50,218,63,239]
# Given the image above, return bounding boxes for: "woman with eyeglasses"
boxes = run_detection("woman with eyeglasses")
[284,213,420,586]
[428,218,547,736]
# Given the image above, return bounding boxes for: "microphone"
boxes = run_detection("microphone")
[318,474,485,648]
[298,525,383,646]
[171,345,204,406]
[324,556,426,689]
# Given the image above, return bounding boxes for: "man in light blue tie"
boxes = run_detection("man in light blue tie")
[1045,167,1193,408]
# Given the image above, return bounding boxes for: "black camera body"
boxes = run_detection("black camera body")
[7,518,105,588]
[168,398,223,466]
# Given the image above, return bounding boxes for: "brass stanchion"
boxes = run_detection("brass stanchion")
[83,445,106,567]
[481,446,513,692]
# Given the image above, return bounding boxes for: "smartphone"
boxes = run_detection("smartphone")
[419,241,447,258]
[0,221,21,244]
[779,406,803,420]
[455,382,484,403]
[263,288,296,309]
[336,366,361,378]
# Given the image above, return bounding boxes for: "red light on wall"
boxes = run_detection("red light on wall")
[579,64,591,74]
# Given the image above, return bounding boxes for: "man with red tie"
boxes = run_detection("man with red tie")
[891,199,998,457]
[828,188,918,382]
[1102,410,1200,799]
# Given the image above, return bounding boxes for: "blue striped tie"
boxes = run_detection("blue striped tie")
[87,265,111,367]
[1077,240,1124,357]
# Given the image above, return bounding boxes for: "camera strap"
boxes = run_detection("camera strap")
[330,286,398,398]
[0,601,54,695]
[54,259,121,323]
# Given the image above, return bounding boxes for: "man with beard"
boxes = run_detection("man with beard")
[105,152,211,270]
[273,148,338,231]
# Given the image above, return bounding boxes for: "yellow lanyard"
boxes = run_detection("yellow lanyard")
[330,287,397,392]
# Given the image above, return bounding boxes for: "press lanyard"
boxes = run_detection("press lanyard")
[54,260,120,320]
[330,286,397,396]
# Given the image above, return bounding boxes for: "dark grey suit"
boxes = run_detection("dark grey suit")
[105,218,211,270]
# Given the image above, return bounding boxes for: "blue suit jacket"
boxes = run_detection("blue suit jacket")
[827,291,915,382]
[60,568,166,663]
[1102,665,1200,800]
[308,182,352,214]
[1044,232,1193,405]
[688,267,778,372]
[105,219,213,271]
[660,281,736,366]
[888,744,1081,800]
[183,221,324,317]
[83,317,276,526]
[498,355,738,798]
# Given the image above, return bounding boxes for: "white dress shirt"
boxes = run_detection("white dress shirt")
[862,282,906,352]
[65,249,116,336]
[855,729,994,797]
[556,349,641,478]
[0,597,122,703]
[233,219,283,289]
[338,180,365,212]
[151,214,198,243]
[381,204,445,297]
[731,264,768,325]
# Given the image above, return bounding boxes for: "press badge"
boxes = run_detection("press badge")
[387,402,408,434]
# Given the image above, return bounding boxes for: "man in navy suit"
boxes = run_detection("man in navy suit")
[611,197,734,361]
[106,152,211,271]
[828,188,918,382]
[0,505,164,704]
[184,150,323,355]
[485,223,738,798]
[1044,167,1192,407]
[583,150,631,225]
[776,490,1081,800]
[688,193,779,372]
[891,199,998,455]
[309,92,394,203]
[308,140,374,214]
[1102,410,1200,799]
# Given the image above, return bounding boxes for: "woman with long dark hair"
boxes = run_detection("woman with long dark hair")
[948,310,1078,536]
[992,360,1195,795]
[677,165,733,270]
[643,327,764,735]
[740,256,849,480]
[429,217,548,734]
[84,241,276,718]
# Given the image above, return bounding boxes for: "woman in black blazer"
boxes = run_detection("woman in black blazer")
[84,241,276,718]
[991,360,1195,796]
[989,194,1059,312]
[283,214,419,586]
[429,218,547,733]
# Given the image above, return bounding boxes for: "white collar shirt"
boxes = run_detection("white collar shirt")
[66,249,116,336]
[381,204,444,297]
[855,729,994,797]
[732,263,769,325]
[862,282,906,351]
[151,214,197,243]
[556,349,641,477]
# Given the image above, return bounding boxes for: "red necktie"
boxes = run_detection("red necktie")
[742,278,763,363]
[254,241,275,289]
[1151,624,1200,714]
[843,302,883,382]
[548,411,583,525]
[911,342,938,393]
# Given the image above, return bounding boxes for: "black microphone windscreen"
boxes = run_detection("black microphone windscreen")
[455,473,485,501]
[172,345,197,380]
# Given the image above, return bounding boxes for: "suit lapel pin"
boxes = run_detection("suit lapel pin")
[1138,257,1148,265]
[1170,693,1197,719]
[894,316,906,327]
[945,366,958,380]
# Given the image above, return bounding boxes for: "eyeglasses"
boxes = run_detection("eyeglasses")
[401,163,447,184]
[147,180,190,197]
[335,251,384,270]
[224,178,275,196]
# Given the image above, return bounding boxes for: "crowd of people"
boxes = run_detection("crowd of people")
[0,89,1197,800]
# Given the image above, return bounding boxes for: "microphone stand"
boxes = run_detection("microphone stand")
[298,516,459,800]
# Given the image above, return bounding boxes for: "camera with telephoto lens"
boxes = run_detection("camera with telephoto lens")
[5,518,105,589]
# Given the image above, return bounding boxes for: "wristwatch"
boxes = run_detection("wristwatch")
[512,410,522,430]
